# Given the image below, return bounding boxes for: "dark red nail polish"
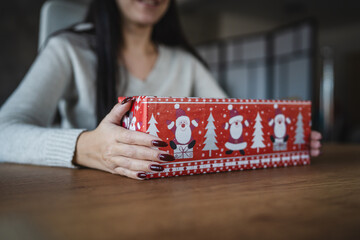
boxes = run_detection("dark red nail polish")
[158,154,175,161]
[137,172,147,179]
[152,140,168,147]
[121,97,133,105]
[150,164,164,172]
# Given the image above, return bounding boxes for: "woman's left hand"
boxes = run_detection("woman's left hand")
[310,131,322,157]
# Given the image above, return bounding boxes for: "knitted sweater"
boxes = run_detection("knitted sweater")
[0,31,227,168]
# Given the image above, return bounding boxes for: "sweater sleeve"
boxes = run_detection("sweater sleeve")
[192,59,228,98]
[0,36,85,168]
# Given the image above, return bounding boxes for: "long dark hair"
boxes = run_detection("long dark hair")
[82,0,207,123]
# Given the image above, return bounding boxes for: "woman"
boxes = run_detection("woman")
[0,0,322,180]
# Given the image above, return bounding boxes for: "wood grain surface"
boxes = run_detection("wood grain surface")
[1,144,360,240]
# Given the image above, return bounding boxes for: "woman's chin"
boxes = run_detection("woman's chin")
[118,0,169,27]
[133,0,168,23]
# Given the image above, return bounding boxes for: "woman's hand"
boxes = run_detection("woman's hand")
[310,131,322,157]
[73,97,174,180]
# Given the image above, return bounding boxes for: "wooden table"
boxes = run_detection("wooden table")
[1,144,360,240]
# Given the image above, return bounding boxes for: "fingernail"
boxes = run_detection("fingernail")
[150,164,164,172]
[152,140,168,147]
[158,154,175,161]
[121,97,133,105]
[137,172,147,179]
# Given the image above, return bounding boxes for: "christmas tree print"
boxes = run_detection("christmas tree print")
[251,112,266,153]
[202,112,218,157]
[146,114,159,137]
[294,112,305,148]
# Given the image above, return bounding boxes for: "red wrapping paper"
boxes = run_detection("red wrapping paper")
[118,96,312,179]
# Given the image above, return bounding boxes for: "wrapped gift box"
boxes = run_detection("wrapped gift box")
[118,96,312,179]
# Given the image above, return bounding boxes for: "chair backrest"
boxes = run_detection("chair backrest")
[38,1,87,49]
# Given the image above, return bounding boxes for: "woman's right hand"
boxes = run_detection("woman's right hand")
[73,97,174,180]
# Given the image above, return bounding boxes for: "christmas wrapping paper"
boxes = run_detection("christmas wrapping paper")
[118,96,312,179]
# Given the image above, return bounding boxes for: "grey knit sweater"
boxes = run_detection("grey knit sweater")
[0,32,227,168]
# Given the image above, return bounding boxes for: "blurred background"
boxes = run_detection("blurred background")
[0,0,359,142]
